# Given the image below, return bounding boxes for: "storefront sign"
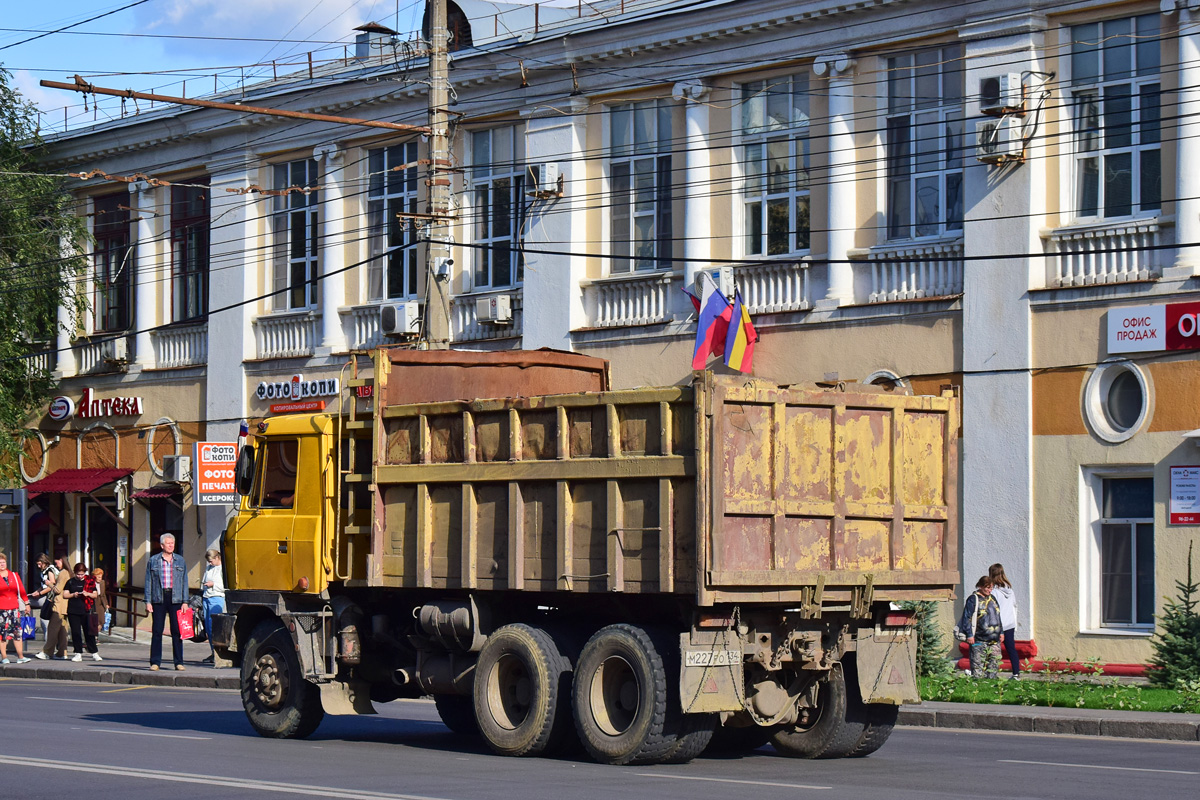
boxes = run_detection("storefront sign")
[270,400,327,414]
[194,441,239,506]
[1109,302,1200,354]
[1170,466,1200,525]
[255,375,340,402]
[48,396,76,421]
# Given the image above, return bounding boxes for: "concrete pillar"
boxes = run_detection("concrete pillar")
[55,211,82,378]
[675,81,711,291]
[131,181,158,368]
[1166,6,1200,278]
[315,144,347,354]
[521,96,590,349]
[813,56,857,308]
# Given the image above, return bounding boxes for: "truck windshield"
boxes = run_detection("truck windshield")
[252,438,299,509]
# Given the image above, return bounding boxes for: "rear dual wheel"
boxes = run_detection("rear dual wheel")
[770,656,897,759]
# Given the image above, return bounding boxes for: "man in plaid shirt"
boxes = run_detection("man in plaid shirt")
[144,533,189,671]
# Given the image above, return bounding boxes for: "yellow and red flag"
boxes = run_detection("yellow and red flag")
[723,289,757,373]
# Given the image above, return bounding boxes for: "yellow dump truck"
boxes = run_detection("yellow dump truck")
[214,348,959,765]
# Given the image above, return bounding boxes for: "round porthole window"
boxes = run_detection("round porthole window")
[1084,360,1151,443]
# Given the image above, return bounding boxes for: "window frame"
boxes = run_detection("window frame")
[469,125,525,290]
[1068,14,1161,221]
[1080,469,1156,634]
[884,44,965,241]
[169,181,210,322]
[608,99,675,272]
[272,160,320,311]
[367,142,421,300]
[737,73,812,258]
[91,192,132,334]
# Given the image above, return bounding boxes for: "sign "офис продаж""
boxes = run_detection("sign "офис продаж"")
[1108,302,1200,354]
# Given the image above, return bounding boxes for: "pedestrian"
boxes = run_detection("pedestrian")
[958,575,1002,679]
[92,568,111,634]
[989,563,1020,680]
[62,562,101,662]
[27,554,58,637]
[34,557,69,660]
[0,552,33,664]
[201,549,225,665]
[144,533,187,671]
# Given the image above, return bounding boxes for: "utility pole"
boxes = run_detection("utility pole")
[424,0,453,350]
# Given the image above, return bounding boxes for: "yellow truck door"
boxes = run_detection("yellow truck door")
[231,437,300,590]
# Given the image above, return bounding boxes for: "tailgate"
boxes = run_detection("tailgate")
[698,374,958,606]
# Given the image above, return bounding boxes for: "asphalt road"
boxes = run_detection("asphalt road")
[2,679,1196,800]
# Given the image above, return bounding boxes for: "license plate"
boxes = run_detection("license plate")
[684,650,741,667]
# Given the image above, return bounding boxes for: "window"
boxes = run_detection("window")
[1084,360,1150,443]
[886,45,964,240]
[368,142,420,299]
[170,182,209,321]
[740,74,811,256]
[471,126,525,289]
[1098,477,1154,627]
[92,193,131,332]
[272,160,319,310]
[609,100,674,271]
[251,439,299,509]
[1071,15,1160,218]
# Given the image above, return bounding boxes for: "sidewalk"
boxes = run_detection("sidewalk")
[0,626,238,690]
[898,700,1200,742]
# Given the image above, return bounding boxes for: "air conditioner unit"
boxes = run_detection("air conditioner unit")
[526,163,562,197]
[161,455,191,484]
[380,301,420,337]
[694,267,735,300]
[976,117,1024,164]
[106,337,129,363]
[476,294,513,324]
[980,74,1024,115]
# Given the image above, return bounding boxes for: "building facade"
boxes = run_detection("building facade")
[14,0,1200,664]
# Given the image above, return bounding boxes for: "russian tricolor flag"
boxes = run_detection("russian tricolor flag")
[692,272,732,370]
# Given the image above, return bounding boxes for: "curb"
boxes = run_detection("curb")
[0,664,239,690]
[898,703,1200,742]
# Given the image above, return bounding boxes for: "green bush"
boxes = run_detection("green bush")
[898,600,954,677]
[1148,541,1200,689]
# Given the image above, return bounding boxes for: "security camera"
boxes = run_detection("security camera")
[433,257,454,279]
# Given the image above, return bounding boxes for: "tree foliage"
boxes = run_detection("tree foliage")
[0,67,87,482]
[1148,541,1200,688]
[898,600,955,677]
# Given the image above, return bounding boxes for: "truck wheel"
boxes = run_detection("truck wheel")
[848,704,899,757]
[240,619,324,739]
[661,715,716,764]
[435,694,480,736]
[572,624,673,766]
[769,665,865,759]
[473,624,572,757]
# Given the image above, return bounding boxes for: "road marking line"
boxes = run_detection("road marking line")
[637,773,832,790]
[999,759,1200,776]
[0,755,457,800]
[87,728,212,740]
[99,686,151,693]
[26,695,118,704]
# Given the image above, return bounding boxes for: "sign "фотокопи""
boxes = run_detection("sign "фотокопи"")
[1108,302,1200,354]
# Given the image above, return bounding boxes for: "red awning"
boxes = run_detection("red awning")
[25,468,133,498]
[131,484,181,500]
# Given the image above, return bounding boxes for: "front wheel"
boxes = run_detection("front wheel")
[240,619,324,739]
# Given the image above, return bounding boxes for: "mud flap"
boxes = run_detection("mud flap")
[855,629,919,704]
[318,680,376,715]
[679,633,745,713]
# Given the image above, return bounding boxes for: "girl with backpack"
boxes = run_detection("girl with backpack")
[959,576,1002,679]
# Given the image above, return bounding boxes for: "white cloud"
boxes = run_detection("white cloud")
[11,69,75,116]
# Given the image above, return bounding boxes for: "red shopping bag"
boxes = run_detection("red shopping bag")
[176,605,195,639]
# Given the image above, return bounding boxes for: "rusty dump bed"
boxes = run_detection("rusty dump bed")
[378,348,609,405]
[368,371,958,606]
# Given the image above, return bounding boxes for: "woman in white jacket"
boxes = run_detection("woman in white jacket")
[989,563,1020,679]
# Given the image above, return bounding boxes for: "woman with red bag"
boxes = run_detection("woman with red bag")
[0,552,32,664]
[62,562,101,662]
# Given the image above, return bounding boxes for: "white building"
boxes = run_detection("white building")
[17,0,1200,666]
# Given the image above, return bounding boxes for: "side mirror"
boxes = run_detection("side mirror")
[234,445,256,496]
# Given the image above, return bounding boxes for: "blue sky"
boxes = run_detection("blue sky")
[2,0,427,132]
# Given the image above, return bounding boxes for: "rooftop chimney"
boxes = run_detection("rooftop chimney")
[354,21,398,61]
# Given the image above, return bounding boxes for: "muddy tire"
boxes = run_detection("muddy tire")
[240,619,324,739]
[572,624,674,765]
[661,716,716,764]
[842,656,898,757]
[435,694,480,736]
[769,664,865,759]
[473,624,573,757]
